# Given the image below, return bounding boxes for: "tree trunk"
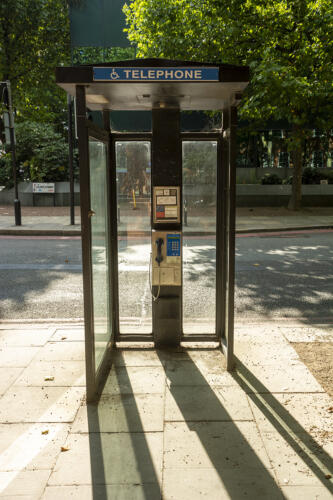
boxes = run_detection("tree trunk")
[288,126,303,211]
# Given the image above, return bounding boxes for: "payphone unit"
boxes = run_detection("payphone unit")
[151,186,182,298]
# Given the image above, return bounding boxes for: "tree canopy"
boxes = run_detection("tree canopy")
[0,0,70,125]
[125,0,332,128]
[124,0,333,207]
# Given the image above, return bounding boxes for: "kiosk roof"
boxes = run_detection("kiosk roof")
[56,58,249,111]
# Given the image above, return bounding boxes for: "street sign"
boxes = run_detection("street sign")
[33,183,55,193]
[93,67,220,82]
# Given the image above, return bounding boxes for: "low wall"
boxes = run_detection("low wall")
[0,182,80,206]
[0,182,332,207]
[236,184,333,207]
[236,167,331,184]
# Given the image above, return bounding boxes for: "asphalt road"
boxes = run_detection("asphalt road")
[0,231,332,325]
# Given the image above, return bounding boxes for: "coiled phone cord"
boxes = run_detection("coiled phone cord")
[149,252,161,302]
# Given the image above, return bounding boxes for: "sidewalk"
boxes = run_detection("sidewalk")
[1,206,333,235]
[0,322,332,498]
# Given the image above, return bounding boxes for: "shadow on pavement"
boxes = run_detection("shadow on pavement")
[87,350,161,499]
[157,350,283,498]
[233,357,333,494]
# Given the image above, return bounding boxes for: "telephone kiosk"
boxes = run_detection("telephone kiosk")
[55,57,250,399]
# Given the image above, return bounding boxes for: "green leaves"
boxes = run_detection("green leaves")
[124,0,333,134]
[0,0,70,125]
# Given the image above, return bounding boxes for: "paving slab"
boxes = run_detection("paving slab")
[236,360,325,393]
[281,326,333,343]
[163,421,272,470]
[235,325,286,343]
[165,385,252,422]
[114,349,163,367]
[103,366,165,395]
[41,483,161,500]
[0,322,331,498]
[165,359,236,387]
[249,393,333,434]
[36,342,85,362]
[15,360,85,387]
[0,368,22,396]
[261,431,333,487]
[0,469,51,497]
[234,339,300,365]
[0,346,40,367]
[72,394,164,433]
[49,432,163,486]
[0,329,53,347]
[162,468,283,500]
[51,328,84,343]
[280,485,333,499]
[0,386,84,423]
[0,423,69,471]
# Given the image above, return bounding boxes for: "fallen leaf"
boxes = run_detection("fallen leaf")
[41,430,49,435]
[61,337,67,340]
[61,446,70,452]
[44,376,54,381]
[325,474,332,479]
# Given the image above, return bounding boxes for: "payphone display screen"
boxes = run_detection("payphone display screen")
[153,186,180,223]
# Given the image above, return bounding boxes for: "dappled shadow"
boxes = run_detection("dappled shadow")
[0,237,83,319]
[235,231,333,324]
[0,270,83,319]
[183,243,216,282]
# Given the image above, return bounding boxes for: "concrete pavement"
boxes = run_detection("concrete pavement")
[0,322,332,498]
[1,208,333,235]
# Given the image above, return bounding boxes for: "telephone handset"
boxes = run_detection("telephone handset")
[155,238,164,266]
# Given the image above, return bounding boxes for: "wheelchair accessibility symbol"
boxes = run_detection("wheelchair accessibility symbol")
[110,68,120,80]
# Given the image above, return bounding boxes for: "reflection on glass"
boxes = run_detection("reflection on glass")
[116,141,152,334]
[89,139,111,370]
[182,141,217,334]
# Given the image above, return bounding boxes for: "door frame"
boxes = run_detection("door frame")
[76,87,115,402]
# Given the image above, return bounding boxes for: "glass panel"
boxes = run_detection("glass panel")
[116,141,152,334]
[89,138,111,371]
[182,141,217,334]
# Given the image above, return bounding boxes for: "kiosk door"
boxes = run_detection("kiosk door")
[81,125,115,402]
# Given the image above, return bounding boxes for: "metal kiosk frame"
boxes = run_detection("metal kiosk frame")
[56,58,249,401]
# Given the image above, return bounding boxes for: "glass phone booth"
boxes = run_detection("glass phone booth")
[56,58,249,401]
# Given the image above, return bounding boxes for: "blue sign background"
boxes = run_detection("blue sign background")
[93,67,219,82]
